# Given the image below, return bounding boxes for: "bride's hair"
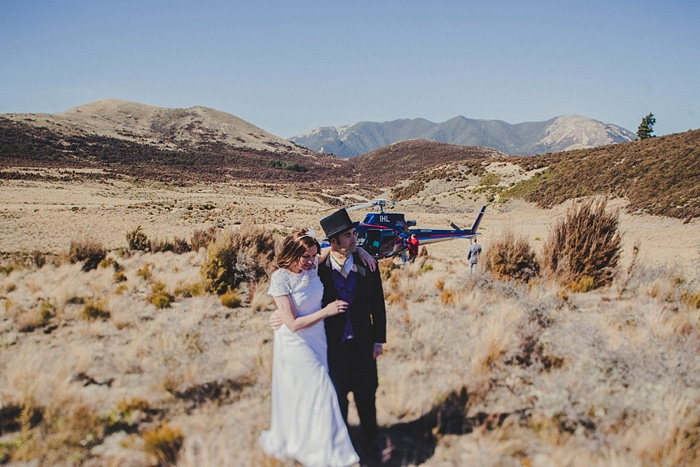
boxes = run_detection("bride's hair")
[274,228,321,271]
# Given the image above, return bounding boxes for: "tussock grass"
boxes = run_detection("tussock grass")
[201,223,277,295]
[126,225,150,252]
[142,423,184,465]
[68,237,107,272]
[189,226,218,251]
[82,300,110,320]
[543,198,621,289]
[484,229,540,282]
[148,282,174,309]
[250,279,274,312]
[220,288,242,308]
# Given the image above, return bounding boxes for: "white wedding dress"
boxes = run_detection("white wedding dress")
[260,260,359,467]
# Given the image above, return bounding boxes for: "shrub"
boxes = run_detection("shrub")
[16,309,44,332]
[682,290,700,309]
[190,226,218,251]
[175,282,205,298]
[116,397,150,414]
[142,423,184,465]
[126,226,150,252]
[68,238,107,272]
[266,159,308,172]
[99,257,123,271]
[201,224,277,295]
[172,237,191,254]
[8,402,104,464]
[440,288,455,305]
[542,199,621,289]
[220,288,242,308]
[392,180,425,201]
[479,172,502,186]
[484,230,540,282]
[66,295,86,305]
[82,301,110,320]
[38,300,55,323]
[148,282,174,309]
[149,238,174,253]
[136,264,152,281]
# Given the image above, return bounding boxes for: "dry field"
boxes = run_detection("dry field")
[1,173,699,466]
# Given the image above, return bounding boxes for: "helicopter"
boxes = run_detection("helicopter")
[342,199,486,259]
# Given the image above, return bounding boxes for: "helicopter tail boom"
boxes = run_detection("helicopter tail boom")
[409,205,486,245]
[469,205,486,233]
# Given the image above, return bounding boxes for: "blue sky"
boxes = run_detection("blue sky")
[1,0,698,138]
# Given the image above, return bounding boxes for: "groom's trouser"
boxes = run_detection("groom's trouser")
[328,338,378,442]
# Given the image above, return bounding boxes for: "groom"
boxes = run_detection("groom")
[318,208,387,461]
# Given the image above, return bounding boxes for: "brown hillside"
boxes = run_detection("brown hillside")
[351,139,506,187]
[6,99,311,156]
[0,116,362,192]
[507,129,700,220]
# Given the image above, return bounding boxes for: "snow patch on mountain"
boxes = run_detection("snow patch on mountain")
[540,115,633,151]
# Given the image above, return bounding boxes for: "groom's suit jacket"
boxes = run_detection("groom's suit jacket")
[318,252,386,349]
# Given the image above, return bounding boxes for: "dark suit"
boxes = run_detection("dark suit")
[318,252,386,443]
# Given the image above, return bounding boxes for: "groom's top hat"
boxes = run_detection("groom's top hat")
[320,208,359,239]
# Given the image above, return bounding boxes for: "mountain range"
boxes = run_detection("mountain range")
[290,115,636,157]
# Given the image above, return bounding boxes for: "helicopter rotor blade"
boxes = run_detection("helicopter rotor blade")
[346,202,377,212]
[346,198,395,212]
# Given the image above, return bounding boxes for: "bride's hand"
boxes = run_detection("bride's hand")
[325,300,348,317]
[358,247,377,272]
[269,310,283,330]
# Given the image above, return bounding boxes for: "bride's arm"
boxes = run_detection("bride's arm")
[319,246,377,271]
[274,294,347,332]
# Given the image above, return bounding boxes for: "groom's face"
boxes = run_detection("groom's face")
[331,227,357,255]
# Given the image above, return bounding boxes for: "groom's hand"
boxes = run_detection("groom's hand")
[269,310,282,330]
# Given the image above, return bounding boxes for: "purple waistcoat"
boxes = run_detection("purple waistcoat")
[332,269,358,341]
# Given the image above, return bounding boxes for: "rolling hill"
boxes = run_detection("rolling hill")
[0,100,352,188]
[5,99,308,155]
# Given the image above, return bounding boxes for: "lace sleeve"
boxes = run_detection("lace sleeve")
[268,269,291,297]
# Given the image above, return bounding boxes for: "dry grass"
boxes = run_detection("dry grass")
[1,195,699,465]
[542,198,621,290]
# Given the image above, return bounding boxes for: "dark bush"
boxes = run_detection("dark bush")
[126,226,150,252]
[266,159,308,172]
[69,238,107,272]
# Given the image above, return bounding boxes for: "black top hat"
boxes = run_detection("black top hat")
[320,208,359,239]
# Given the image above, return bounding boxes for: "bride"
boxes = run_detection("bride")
[260,228,366,466]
